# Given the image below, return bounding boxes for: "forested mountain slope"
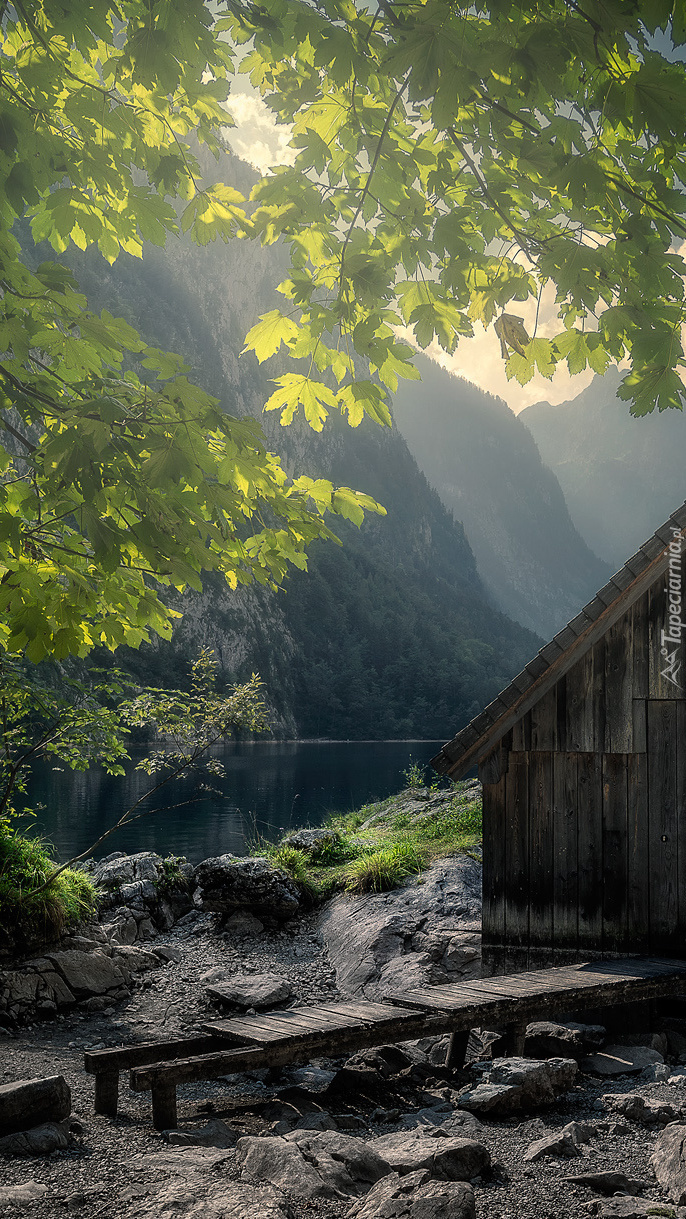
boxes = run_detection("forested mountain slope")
[521,369,686,568]
[21,149,539,739]
[392,357,611,638]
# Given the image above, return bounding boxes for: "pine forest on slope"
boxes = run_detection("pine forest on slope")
[20,149,541,741]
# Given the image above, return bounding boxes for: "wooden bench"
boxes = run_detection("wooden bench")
[85,957,686,1129]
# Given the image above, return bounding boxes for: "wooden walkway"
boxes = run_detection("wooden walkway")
[84,957,686,1129]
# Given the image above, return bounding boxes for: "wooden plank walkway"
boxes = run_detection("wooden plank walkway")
[84,957,686,1130]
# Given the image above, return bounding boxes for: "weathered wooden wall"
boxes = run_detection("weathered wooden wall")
[481,560,686,974]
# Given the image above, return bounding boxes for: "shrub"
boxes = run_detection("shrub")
[343,840,427,894]
[308,833,357,865]
[0,828,98,954]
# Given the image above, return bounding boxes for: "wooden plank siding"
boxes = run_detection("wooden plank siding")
[478,547,686,973]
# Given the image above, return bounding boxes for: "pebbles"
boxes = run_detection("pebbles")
[2,915,686,1219]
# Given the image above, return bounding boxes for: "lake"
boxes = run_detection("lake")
[23,740,446,865]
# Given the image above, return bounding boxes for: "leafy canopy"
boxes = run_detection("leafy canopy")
[0,0,382,664]
[228,0,686,420]
[5,0,686,667]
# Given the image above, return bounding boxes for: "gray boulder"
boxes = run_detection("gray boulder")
[369,1130,490,1181]
[524,1021,585,1059]
[652,1123,686,1204]
[590,1202,686,1219]
[281,829,339,856]
[132,1149,292,1219]
[459,1057,577,1116]
[602,1093,681,1125]
[0,1182,48,1205]
[193,856,301,919]
[581,1045,663,1076]
[318,857,482,999]
[207,973,293,1010]
[0,1075,71,1136]
[523,1130,579,1162]
[564,1170,649,1196]
[236,1130,390,1199]
[224,912,265,938]
[349,1169,476,1219]
[163,1119,237,1149]
[0,1119,72,1156]
[45,950,125,997]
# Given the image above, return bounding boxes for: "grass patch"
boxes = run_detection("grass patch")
[261,780,482,902]
[342,840,427,893]
[0,828,99,954]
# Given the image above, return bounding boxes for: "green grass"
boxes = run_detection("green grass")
[0,828,99,953]
[262,781,482,902]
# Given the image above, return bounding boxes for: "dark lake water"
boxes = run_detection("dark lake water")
[23,740,445,865]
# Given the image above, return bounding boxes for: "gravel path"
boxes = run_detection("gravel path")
[1,914,685,1218]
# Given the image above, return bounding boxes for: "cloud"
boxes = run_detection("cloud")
[224,92,295,174]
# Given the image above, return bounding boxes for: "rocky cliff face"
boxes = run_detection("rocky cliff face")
[391,356,611,639]
[521,368,686,568]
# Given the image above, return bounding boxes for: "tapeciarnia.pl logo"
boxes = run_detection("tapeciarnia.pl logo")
[661,527,684,690]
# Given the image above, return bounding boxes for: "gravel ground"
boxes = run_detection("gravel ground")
[1,914,685,1217]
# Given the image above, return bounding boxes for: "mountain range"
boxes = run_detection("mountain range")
[521,368,686,568]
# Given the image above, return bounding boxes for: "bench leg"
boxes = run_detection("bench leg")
[492,1020,527,1058]
[94,1070,119,1117]
[445,1030,470,1070]
[151,1081,178,1131]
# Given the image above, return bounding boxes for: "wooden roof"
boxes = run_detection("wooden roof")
[431,500,686,778]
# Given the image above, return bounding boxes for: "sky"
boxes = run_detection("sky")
[224,90,598,415]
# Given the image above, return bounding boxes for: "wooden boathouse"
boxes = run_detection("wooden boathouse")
[432,501,686,974]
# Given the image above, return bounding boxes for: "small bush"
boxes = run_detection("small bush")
[402,759,427,789]
[0,828,99,953]
[343,840,427,894]
[309,833,357,865]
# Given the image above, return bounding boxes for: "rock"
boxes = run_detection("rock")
[0,1119,72,1155]
[591,1201,686,1219]
[162,1119,237,1149]
[281,828,339,856]
[581,1045,663,1076]
[45,950,125,997]
[640,1062,671,1083]
[458,1057,577,1116]
[133,1150,292,1219]
[287,1066,335,1093]
[523,1131,579,1162]
[318,857,482,999]
[348,1168,476,1219]
[399,1109,483,1136]
[369,1130,490,1180]
[0,1181,48,1205]
[207,973,293,1010]
[224,912,265,938]
[37,970,76,1009]
[0,1075,71,1135]
[563,1120,594,1145]
[193,856,301,919]
[652,1123,686,1204]
[524,1021,585,1059]
[237,1130,390,1199]
[564,1022,607,1051]
[564,1170,648,1196]
[153,945,183,964]
[602,1093,680,1125]
[457,1082,522,1116]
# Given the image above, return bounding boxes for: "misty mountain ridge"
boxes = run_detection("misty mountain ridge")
[391,355,611,639]
[521,368,686,568]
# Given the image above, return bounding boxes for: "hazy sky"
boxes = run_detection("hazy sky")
[225,89,599,415]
